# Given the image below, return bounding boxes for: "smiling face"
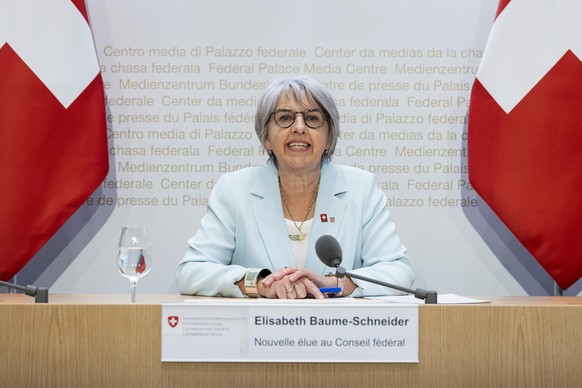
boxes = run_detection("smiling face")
[265,93,330,175]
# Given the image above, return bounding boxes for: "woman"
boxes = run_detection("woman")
[176,75,415,299]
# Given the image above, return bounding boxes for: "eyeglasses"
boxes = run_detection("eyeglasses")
[270,109,328,129]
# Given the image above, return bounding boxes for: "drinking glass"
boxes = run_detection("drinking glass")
[116,226,152,303]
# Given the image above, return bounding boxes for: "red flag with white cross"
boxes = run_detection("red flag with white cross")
[468,0,582,290]
[0,0,108,280]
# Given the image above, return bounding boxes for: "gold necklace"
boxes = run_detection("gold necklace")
[279,177,320,241]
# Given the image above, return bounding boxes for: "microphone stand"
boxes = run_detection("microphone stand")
[0,280,49,303]
[335,266,438,304]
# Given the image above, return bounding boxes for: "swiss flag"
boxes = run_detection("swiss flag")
[0,1,108,280]
[468,0,582,290]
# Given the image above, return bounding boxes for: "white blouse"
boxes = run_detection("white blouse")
[283,217,313,268]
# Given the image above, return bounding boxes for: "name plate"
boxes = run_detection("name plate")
[162,301,418,363]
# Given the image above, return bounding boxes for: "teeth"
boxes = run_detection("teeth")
[288,142,308,148]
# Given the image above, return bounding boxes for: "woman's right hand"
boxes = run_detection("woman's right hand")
[259,268,324,299]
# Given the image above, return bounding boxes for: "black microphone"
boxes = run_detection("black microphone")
[315,235,343,268]
[0,280,49,303]
[315,235,437,304]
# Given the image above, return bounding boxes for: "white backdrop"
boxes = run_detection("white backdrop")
[15,0,582,297]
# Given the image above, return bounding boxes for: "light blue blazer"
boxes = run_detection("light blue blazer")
[176,160,415,297]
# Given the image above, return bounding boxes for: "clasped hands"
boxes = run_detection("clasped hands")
[257,267,337,299]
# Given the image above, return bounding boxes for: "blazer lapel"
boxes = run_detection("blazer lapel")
[251,162,295,270]
[307,163,347,274]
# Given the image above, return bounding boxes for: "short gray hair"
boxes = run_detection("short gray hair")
[254,75,340,163]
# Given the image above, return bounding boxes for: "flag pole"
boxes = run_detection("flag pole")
[553,282,563,296]
[10,275,17,293]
